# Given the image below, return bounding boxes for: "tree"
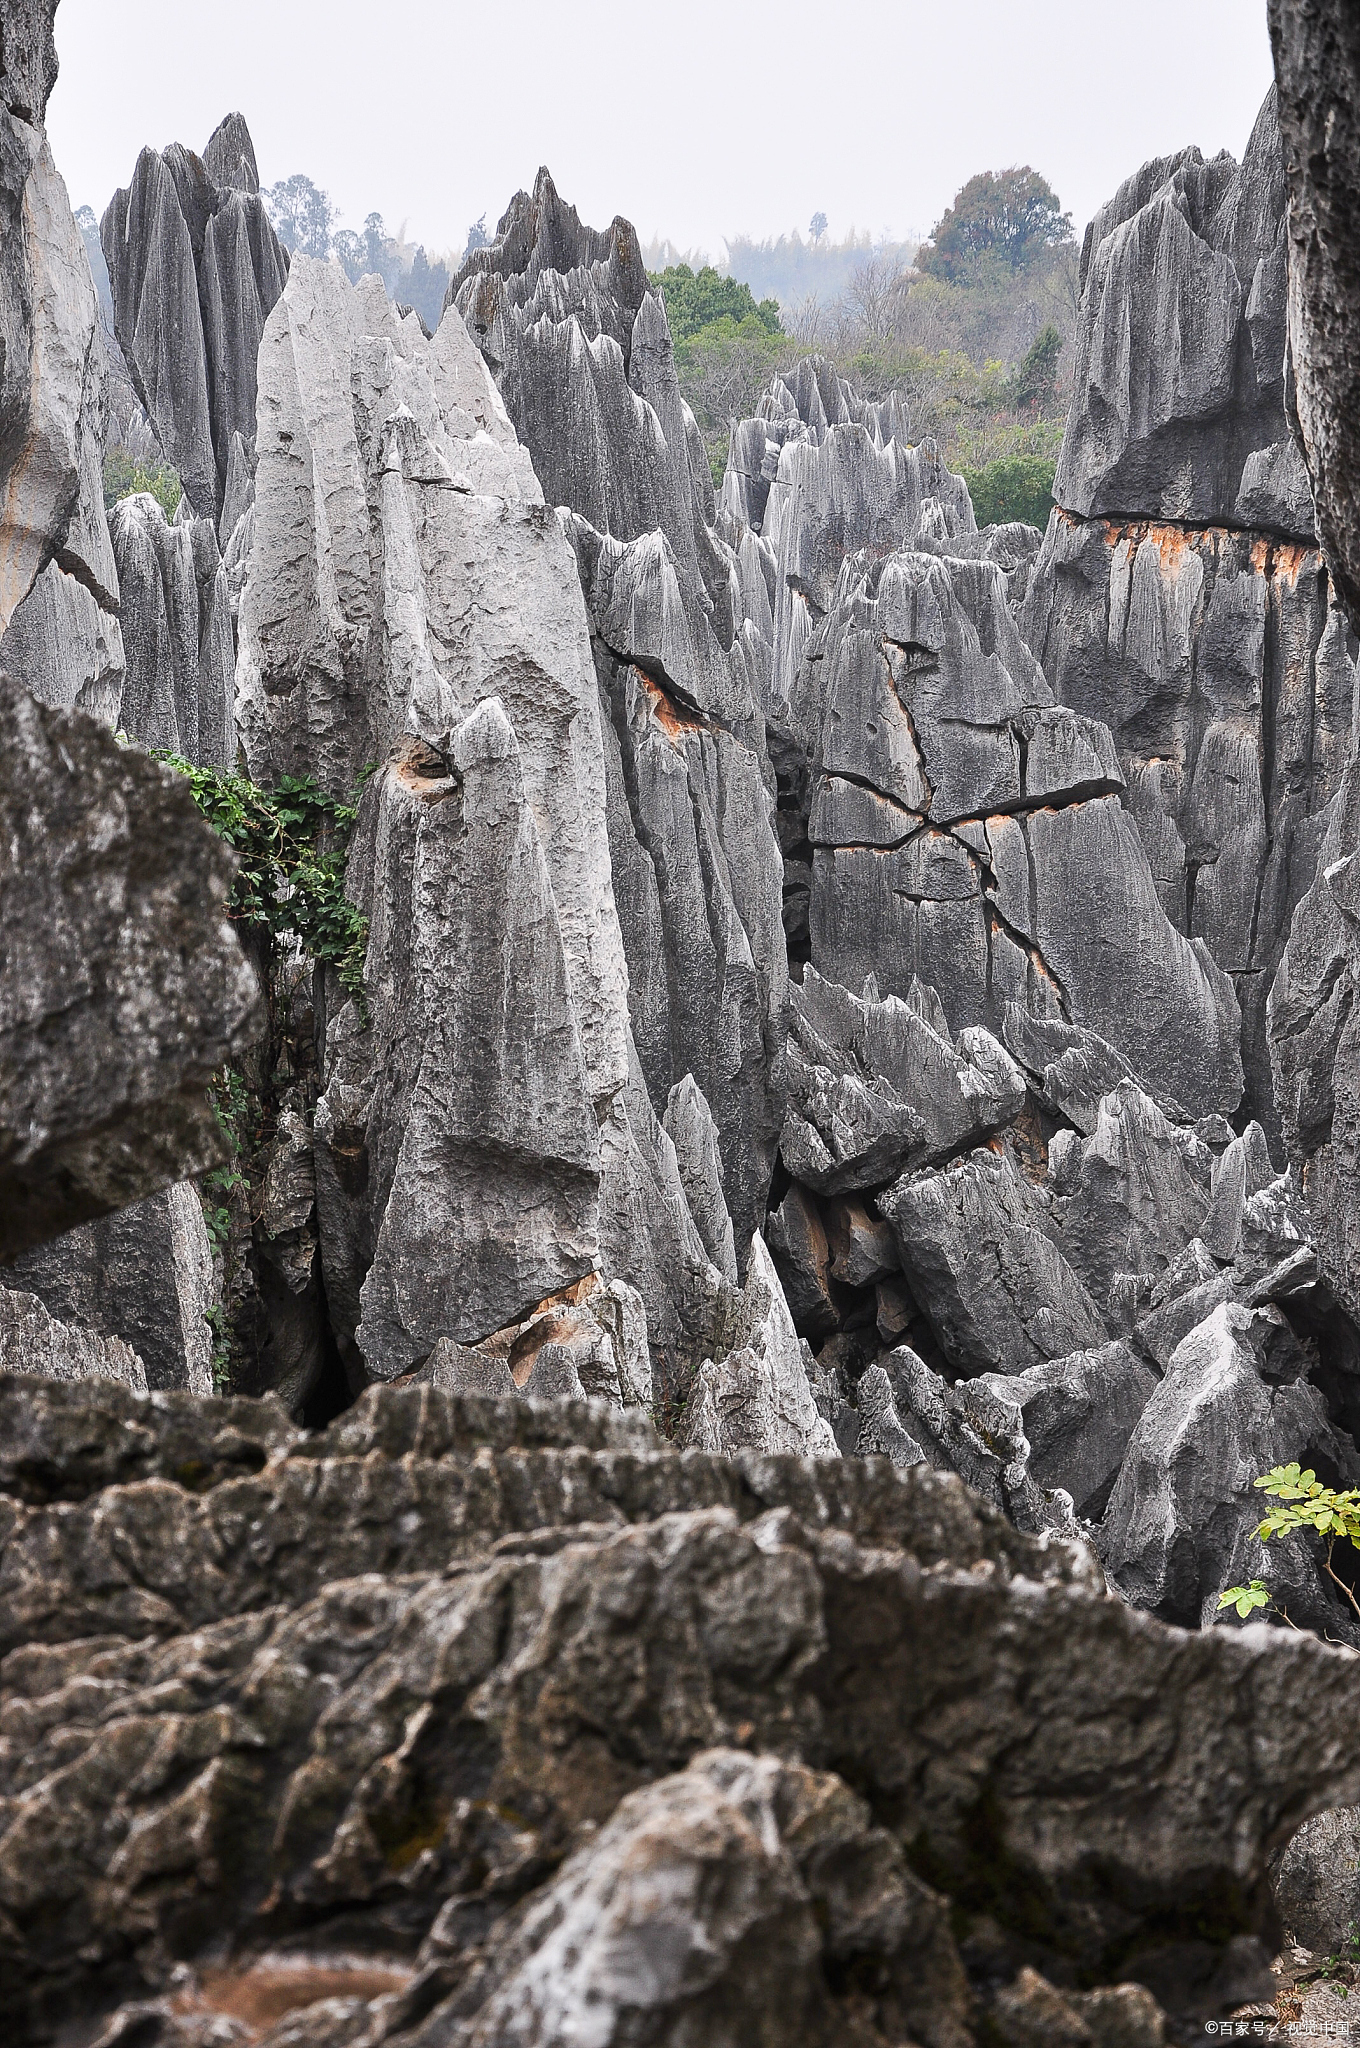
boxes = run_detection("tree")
[648,264,782,345]
[464,213,489,258]
[809,211,828,242]
[959,454,1055,529]
[919,168,1072,281]
[1010,323,1062,410]
[262,174,337,260]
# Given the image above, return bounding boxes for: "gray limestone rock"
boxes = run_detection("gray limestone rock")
[593,641,785,1251]
[1055,1082,1214,1322]
[662,1073,739,1284]
[800,546,1243,1118]
[1002,1003,1187,1135]
[3,1183,214,1393]
[851,1362,927,1467]
[1272,1806,1360,1954]
[1056,91,1308,533]
[976,1341,1158,1521]
[0,679,260,1257]
[0,127,118,634]
[0,1287,146,1389]
[1019,509,1352,1132]
[415,1748,973,2048]
[766,1180,838,1339]
[876,1343,1085,1536]
[1100,1301,1360,1634]
[781,967,1025,1193]
[111,490,234,765]
[328,703,604,1377]
[9,1374,1360,2040]
[1268,759,1360,1325]
[1268,0,1360,630]
[824,1193,899,1289]
[0,558,123,725]
[878,1146,1109,1376]
[101,117,286,521]
[682,1231,839,1457]
[238,256,630,1108]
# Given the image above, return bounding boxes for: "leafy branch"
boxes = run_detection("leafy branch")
[1220,1464,1360,1627]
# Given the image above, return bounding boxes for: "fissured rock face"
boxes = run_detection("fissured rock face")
[5,1377,1360,2045]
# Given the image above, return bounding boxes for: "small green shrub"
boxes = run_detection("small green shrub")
[102,445,182,521]
[1220,1464,1360,1626]
[153,755,372,1005]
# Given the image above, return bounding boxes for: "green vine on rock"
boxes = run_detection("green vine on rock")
[151,753,372,1007]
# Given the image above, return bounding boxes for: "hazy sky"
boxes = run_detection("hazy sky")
[48,0,1276,259]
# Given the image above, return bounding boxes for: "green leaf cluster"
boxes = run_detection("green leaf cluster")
[1217,1579,1270,1619]
[648,263,783,344]
[152,754,371,1005]
[1218,1464,1360,1632]
[102,445,183,521]
[1252,1464,1360,1546]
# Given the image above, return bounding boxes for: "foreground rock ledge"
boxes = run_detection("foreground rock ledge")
[2,1377,1359,2044]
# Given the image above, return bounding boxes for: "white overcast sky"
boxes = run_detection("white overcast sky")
[48,0,1276,259]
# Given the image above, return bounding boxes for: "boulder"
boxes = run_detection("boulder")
[0,680,259,1257]
[1272,1806,1360,1954]
[682,1231,838,1457]
[3,1182,214,1393]
[1100,1301,1360,1634]
[878,1146,1108,1376]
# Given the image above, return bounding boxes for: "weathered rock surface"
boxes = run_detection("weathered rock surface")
[101,115,287,522]
[682,1231,838,1456]
[1100,1300,1360,1635]
[1269,0,1360,631]
[796,547,1243,1117]
[878,1145,1109,1376]
[1272,1804,1360,1954]
[111,490,234,764]
[0,1285,146,1389]
[238,255,629,1101]
[453,176,789,1251]
[0,678,260,1256]
[782,966,1025,1192]
[7,1376,1360,2043]
[321,706,604,1378]
[1019,83,1360,1134]
[1269,760,1360,1323]
[1057,90,1308,532]
[1020,511,1353,1130]
[0,556,123,724]
[2,1182,213,1392]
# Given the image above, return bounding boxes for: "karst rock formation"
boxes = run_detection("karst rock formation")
[7,0,1360,2036]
